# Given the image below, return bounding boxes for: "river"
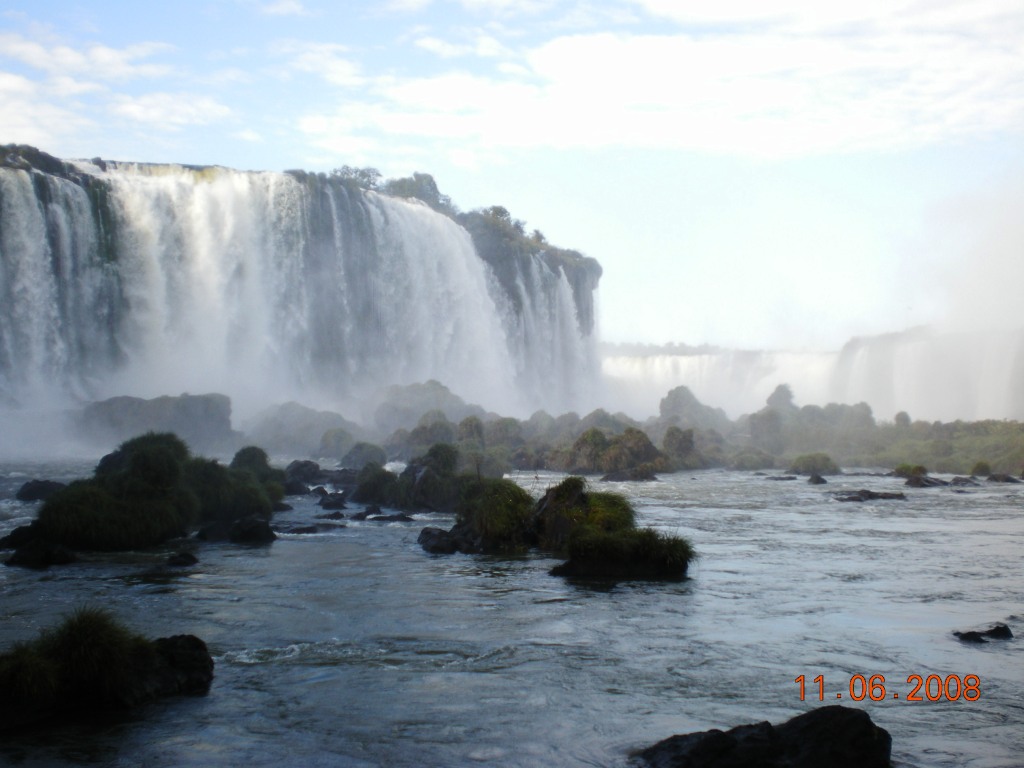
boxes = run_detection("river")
[1,463,1022,767]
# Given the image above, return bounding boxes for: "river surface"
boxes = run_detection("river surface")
[1,463,1022,767]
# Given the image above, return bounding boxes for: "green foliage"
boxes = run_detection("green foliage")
[34,432,280,551]
[729,448,776,471]
[422,443,459,477]
[534,476,634,552]
[340,442,387,470]
[351,462,399,505]
[970,460,992,477]
[788,452,840,475]
[0,608,157,718]
[894,463,928,478]
[561,527,694,580]
[456,478,535,552]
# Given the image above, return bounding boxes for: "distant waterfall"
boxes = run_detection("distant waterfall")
[602,328,1024,422]
[0,153,599,417]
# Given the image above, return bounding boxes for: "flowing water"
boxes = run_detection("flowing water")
[1,464,1022,767]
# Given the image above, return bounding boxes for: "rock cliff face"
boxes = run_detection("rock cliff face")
[0,145,601,417]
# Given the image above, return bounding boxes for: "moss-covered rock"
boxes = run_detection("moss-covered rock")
[551,527,694,580]
[454,478,535,553]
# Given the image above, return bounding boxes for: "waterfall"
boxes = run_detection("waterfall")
[0,151,599,420]
[602,328,1024,422]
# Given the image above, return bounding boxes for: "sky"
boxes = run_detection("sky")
[2,0,1023,352]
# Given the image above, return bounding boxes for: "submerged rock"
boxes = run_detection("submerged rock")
[600,467,658,482]
[954,623,1013,643]
[807,473,827,485]
[833,490,907,502]
[637,705,891,768]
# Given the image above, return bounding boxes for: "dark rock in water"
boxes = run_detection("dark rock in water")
[834,490,907,502]
[954,623,1013,643]
[768,475,798,481]
[369,513,414,522]
[166,552,198,567]
[15,479,67,502]
[807,473,827,485]
[600,467,658,482]
[318,493,347,510]
[418,526,459,554]
[150,634,215,697]
[987,473,1021,484]
[905,475,949,487]
[283,479,310,496]
[315,511,346,520]
[950,476,980,487]
[5,539,77,569]
[310,485,329,497]
[272,501,293,512]
[229,516,276,545]
[637,705,891,768]
[417,521,481,554]
[286,459,322,484]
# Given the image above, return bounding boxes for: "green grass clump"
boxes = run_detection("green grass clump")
[0,608,157,722]
[455,478,535,552]
[534,477,635,552]
[788,452,840,475]
[557,527,695,580]
[970,461,992,477]
[893,463,928,478]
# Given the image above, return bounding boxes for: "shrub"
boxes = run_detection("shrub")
[788,452,840,475]
[351,462,399,504]
[554,528,695,580]
[970,461,992,477]
[894,463,928,478]
[456,478,535,552]
[533,477,635,552]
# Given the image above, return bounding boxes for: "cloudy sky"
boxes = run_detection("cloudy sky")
[2,0,1022,351]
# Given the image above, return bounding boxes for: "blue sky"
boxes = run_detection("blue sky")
[3,0,1022,351]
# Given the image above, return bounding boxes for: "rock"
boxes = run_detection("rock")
[418,526,459,554]
[318,493,347,510]
[272,501,293,512]
[986,473,1021,484]
[637,705,891,768]
[228,516,276,545]
[833,490,907,502]
[954,623,1013,643]
[768,475,798,481]
[15,479,67,502]
[78,393,235,453]
[285,459,322,485]
[315,511,346,520]
[150,634,215,697]
[369,513,414,522]
[807,473,827,485]
[950,476,980,486]
[5,539,77,569]
[166,552,198,567]
[600,467,658,481]
[283,479,310,496]
[905,475,949,487]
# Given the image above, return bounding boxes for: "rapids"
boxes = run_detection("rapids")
[1,465,1021,767]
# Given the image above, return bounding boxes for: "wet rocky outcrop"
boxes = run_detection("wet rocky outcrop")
[637,705,891,768]
[953,622,1013,644]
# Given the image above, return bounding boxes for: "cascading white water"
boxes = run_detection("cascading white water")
[602,327,1024,422]
[0,156,598,421]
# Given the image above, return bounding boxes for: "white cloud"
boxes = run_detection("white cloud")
[111,93,232,129]
[0,33,173,80]
[260,0,309,15]
[275,40,364,86]
[0,71,95,146]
